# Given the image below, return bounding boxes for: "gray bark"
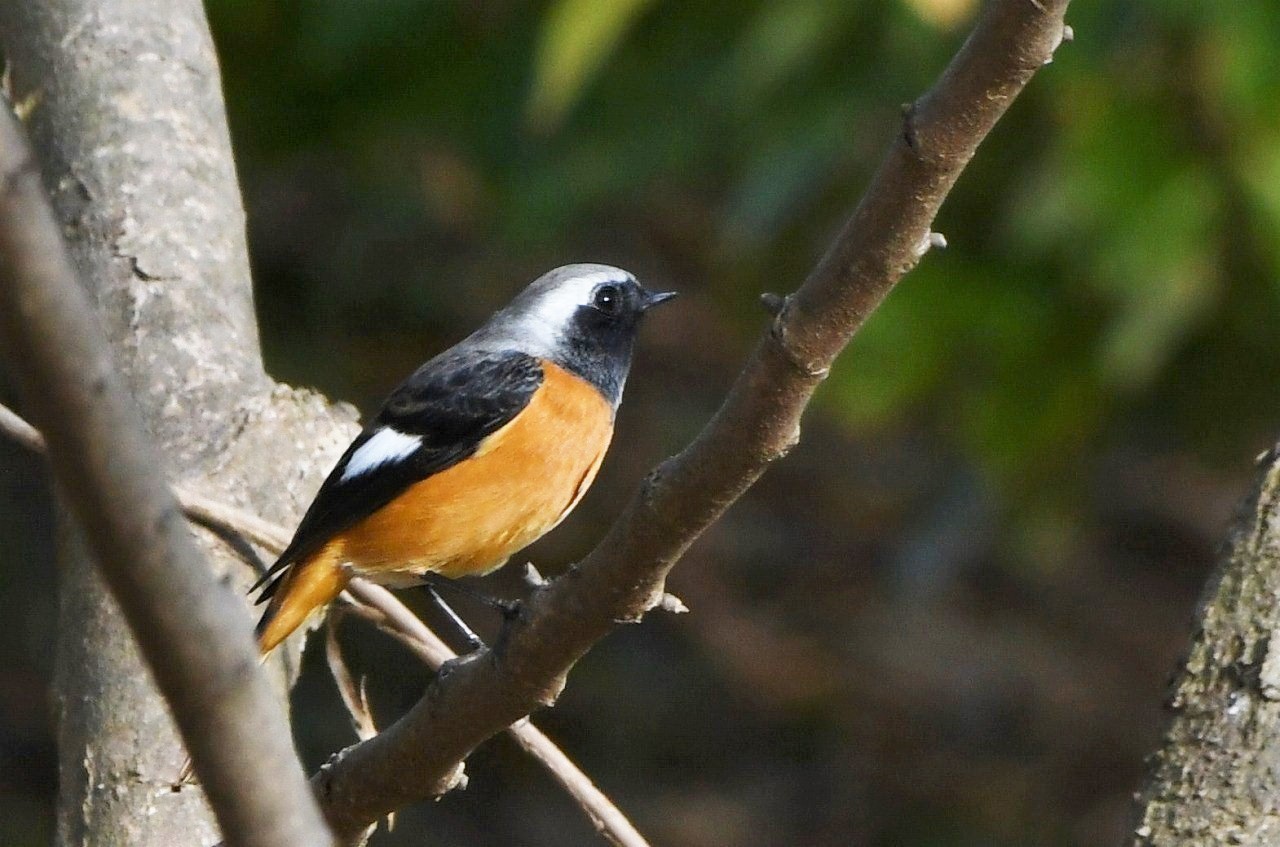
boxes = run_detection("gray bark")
[1132,447,1280,845]
[0,1,357,844]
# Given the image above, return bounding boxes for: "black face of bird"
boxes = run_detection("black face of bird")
[571,276,677,335]
[479,264,676,407]
[559,277,675,402]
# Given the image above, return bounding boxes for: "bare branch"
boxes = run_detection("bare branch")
[0,106,332,846]
[309,0,1074,840]
[506,720,652,847]
[325,614,379,743]
[0,399,653,847]
[336,586,653,847]
[0,401,44,452]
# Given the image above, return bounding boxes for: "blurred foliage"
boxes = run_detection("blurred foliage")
[209,0,1280,495]
[4,1,1280,846]
[526,0,659,131]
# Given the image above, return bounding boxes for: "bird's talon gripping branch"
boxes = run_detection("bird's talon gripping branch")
[492,604,533,659]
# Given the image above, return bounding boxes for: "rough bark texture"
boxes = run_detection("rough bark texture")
[1132,445,1280,845]
[311,1,1074,840]
[0,92,336,843]
[0,2,357,845]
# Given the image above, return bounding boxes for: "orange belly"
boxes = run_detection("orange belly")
[326,361,613,581]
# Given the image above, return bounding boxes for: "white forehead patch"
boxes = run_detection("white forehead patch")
[529,268,633,325]
[340,427,421,482]
[508,266,634,354]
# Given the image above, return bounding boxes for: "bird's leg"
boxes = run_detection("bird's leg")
[420,576,524,651]
[422,583,486,651]
[424,574,519,615]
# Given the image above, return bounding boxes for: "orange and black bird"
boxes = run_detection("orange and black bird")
[252,264,676,654]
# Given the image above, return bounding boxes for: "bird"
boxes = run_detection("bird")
[251,263,676,655]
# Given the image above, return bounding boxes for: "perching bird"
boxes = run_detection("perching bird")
[252,264,675,654]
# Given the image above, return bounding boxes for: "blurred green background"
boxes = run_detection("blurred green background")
[5,0,1280,844]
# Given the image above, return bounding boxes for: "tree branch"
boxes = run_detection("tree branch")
[1129,446,1280,845]
[0,105,332,847]
[311,0,1074,840]
[0,399,652,847]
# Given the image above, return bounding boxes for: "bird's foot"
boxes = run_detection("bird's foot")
[421,582,486,651]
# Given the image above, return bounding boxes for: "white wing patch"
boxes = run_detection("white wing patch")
[340,427,422,482]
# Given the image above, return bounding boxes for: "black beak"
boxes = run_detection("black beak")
[640,289,678,311]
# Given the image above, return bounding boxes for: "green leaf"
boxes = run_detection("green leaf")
[526,0,659,133]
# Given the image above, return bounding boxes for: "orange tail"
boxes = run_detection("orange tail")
[255,544,350,655]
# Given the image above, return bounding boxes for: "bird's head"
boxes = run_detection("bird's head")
[477,263,676,406]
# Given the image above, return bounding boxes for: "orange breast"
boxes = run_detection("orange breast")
[328,361,614,581]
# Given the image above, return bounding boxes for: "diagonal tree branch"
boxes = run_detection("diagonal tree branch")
[312,0,1074,840]
[0,105,333,847]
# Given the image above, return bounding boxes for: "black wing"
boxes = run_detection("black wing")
[254,349,544,599]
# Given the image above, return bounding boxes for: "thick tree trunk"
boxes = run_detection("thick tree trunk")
[0,2,356,844]
[1132,445,1280,845]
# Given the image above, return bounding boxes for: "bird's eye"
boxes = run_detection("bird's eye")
[592,284,622,315]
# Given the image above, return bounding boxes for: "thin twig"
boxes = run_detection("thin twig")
[0,399,653,847]
[325,612,379,743]
[0,401,44,452]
